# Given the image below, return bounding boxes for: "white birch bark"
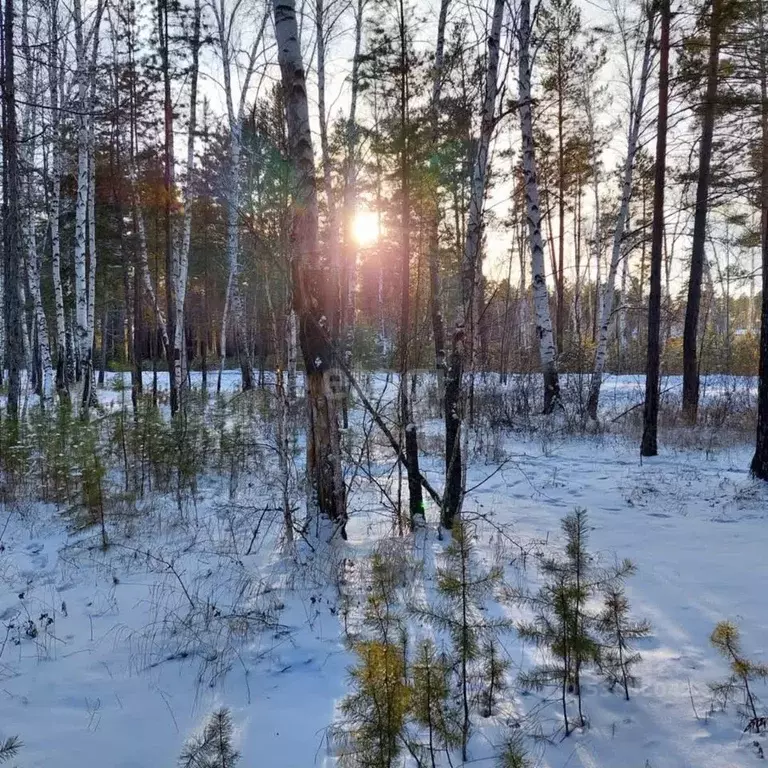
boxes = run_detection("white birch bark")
[72,0,105,410]
[214,0,268,390]
[73,0,89,391]
[48,0,69,396]
[518,0,560,412]
[20,4,54,406]
[586,7,654,419]
[287,307,297,400]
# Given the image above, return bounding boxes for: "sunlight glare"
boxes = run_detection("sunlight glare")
[352,210,380,247]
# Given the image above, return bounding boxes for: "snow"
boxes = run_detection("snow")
[1,371,766,767]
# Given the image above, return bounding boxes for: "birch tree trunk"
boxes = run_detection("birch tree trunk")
[427,0,450,393]
[20,4,54,407]
[214,1,268,392]
[73,0,89,399]
[274,0,347,535]
[585,7,654,420]
[442,0,504,531]
[172,0,201,411]
[518,0,560,413]
[47,0,69,400]
[157,0,179,413]
[72,0,104,413]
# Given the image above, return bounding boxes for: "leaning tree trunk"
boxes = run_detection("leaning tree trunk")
[274,0,347,534]
[641,0,671,458]
[586,10,654,420]
[518,0,560,413]
[442,0,504,530]
[682,0,722,424]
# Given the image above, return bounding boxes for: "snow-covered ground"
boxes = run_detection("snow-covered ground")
[1,371,766,767]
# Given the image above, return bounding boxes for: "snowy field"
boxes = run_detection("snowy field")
[0,371,766,767]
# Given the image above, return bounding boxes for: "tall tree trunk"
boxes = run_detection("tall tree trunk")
[443,0,504,530]
[641,0,671,458]
[47,0,68,400]
[556,46,566,353]
[586,10,654,420]
[682,0,722,423]
[340,0,365,427]
[518,0,560,413]
[173,0,201,409]
[20,4,54,408]
[214,2,267,393]
[751,0,768,479]
[73,0,89,400]
[274,0,347,534]
[2,0,24,418]
[158,0,179,414]
[396,0,424,530]
[427,0,450,393]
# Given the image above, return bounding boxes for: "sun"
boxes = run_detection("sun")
[352,210,380,247]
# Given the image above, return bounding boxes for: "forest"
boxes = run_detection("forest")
[0,0,767,765]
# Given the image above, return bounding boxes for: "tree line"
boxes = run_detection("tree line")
[3,0,768,530]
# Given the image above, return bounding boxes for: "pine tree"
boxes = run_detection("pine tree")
[339,641,410,768]
[408,639,461,767]
[516,509,634,735]
[595,586,650,700]
[412,522,510,760]
[0,736,21,765]
[709,621,768,732]
[496,731,529,768]
[178,708,240,768]
[480,638,510,717]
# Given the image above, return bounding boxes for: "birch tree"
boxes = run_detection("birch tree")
[427,0,450,392]
[517,0,560,413]
[586,2,655,420]
[213,0,269,392]
[46,0,70,399]
[20,0,54,407]
[72,0,105,412]
[442,0,505,529]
